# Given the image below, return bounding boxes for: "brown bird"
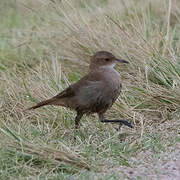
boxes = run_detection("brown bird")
[27,51,133,129]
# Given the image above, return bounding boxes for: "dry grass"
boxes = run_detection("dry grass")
[0,0,180,179]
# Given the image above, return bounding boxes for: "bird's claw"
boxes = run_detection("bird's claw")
[116,120,133,131]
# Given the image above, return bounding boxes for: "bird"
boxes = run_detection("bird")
[26,51,133,130]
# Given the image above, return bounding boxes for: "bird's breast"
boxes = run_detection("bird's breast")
[103,69,121,88]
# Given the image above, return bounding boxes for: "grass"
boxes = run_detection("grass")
[0,0,180,179]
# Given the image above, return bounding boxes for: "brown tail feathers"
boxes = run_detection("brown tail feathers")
[26,98,56,111]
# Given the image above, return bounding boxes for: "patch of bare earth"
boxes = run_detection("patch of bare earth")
[107,119,180,180]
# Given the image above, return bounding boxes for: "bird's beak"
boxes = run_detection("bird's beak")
[115,58,129,64]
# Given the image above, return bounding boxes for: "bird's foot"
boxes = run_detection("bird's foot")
[99,116,133,131]
[117,120,133,131]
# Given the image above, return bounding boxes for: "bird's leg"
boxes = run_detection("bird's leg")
[75,112,83,129]
[98,113,133,130]
[74,112,83,140]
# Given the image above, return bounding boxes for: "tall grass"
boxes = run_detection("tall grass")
[0,0,180,179]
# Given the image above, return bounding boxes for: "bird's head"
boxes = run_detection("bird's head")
[89,51,129,70]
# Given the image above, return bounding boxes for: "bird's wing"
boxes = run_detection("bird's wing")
[54,86,75,99]
[76,80,105,106]
[54,71,105,100]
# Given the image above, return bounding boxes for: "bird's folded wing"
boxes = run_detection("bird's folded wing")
[54,72,105,100]
[54,86,75,99]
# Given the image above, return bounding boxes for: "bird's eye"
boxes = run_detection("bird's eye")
[105,58,109,61]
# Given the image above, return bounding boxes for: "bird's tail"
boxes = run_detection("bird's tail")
[25,98,57,111]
